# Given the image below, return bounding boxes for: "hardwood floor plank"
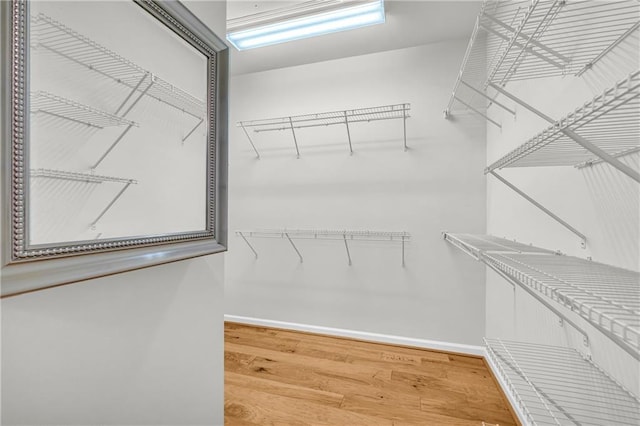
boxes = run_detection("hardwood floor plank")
[226,341,393,382]
[226,371,344,408]
[225,384,393,426]
[225,323,520,426]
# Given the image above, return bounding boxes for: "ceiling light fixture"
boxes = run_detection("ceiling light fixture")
[227,0,385,51]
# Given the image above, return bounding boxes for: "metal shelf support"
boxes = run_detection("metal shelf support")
[289,117,301,159]
[453,96,501,129]
[285,232,303,262]
[344,111,353,155]
[92,80,154,170]
[460,80,515,116]
[240,123,260,159]
[489,171,587,247]
[343,234,352,265]
[238,231,258,259]
[89,182,133,227]
[182,118,204,144]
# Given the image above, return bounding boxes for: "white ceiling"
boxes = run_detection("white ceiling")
[226,0,482,75]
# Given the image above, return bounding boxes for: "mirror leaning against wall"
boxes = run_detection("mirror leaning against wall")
[1,0,229,297]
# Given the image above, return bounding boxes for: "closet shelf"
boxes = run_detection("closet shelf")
[31,91,138,129]
[236,229,410,266]
[443,233,556,258]
[485,338,640,426]
[446,0,640,118]
[237,229,410,241]
[238,104,411,157]
[31,169,137,227]
[444,233,640,358]
[31,13,206,120]
[30,168,137,184]
[487,71,640,171]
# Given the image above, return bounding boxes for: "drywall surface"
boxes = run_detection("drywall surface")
[225,40,488,346]
[1,258,225,425]
[485,32,640,395]
[1,1,226,425]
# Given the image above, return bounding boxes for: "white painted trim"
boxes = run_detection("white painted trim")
[224,314,485,356]
[483,348,530,426]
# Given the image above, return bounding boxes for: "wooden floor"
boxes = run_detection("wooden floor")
[225,322,519,426]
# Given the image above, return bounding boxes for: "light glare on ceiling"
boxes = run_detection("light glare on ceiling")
[227,0,386,51]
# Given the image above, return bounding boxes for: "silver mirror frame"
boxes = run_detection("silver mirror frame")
[1,0,228,297]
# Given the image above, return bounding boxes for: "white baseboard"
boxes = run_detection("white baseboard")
[224,314,485,357]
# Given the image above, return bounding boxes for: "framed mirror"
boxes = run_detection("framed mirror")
[1,1,228,296]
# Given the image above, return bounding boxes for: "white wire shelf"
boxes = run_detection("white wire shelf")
[30,169,137,227]
[31,13,206,120]
[236,229,410,266]
[31,91,138,129]
[443,232,556,258]
[446,0,640,119]
[485,338,640,425]
[237,104,411,158]
[444,233,640,358]
[30,168,137,184]
[487,71,640,170]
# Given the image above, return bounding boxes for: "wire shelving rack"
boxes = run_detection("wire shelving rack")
[31,13,206,120]
[485,338,640,425]
[31,91,138,129]
[30,169,137,227]
[487,71,640,171]
[236,229,410,266]
[445,0,640,121]
[238,103,411,158]
[443,233,640,359]
[443,232,557,257]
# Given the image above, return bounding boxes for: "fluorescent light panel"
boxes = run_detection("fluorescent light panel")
[227,0,385,50]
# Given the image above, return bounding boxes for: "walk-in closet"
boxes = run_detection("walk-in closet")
[1,1,638,425]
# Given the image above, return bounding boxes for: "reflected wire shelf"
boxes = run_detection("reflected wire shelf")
[236,229,410,266]
[238,104,411,157]
[31,13,205,119]
[444,233,640,358]
[30,168,137,184]
[31,91,138,129]
[485,338,640,425]
[487,71,640,170]
[445,0,640,121]
[31,169,137,227]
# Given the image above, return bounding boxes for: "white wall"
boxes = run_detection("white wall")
[485,31,640,395]
[225,40,488,346]
[1,1,227,425]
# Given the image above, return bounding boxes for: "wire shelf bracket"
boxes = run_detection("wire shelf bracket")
[445,0,640,124]
[485,339,640,426]
[488,170,587,248]
[238,104,411,158]
[30,168,137,228]
[236,229,410,266]
[444,233,640,360]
